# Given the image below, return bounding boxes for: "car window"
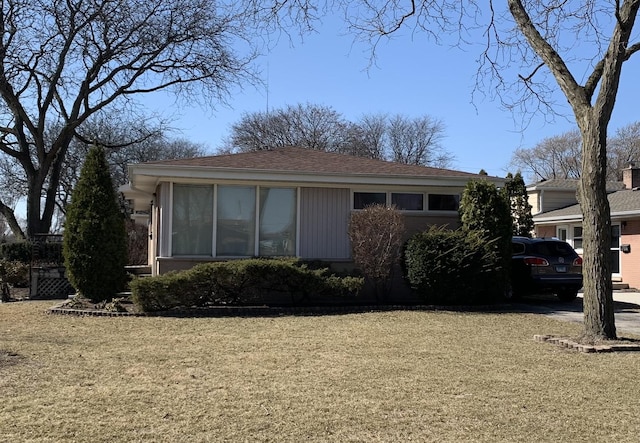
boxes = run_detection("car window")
[512,242,526,255]
[530,241,575,256]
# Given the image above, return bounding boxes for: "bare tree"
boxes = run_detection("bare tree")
[511,130,582,182]
[0,0,256,239]
[225,104,453,166]
[246,0,640,339]
[225,103,352,153]
[349,113,387,159]
[512,123,640,183]
[387,114,451,168]
[608,122,640,181]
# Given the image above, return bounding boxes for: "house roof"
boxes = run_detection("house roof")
[527,178,625,192]
[534,189,640,223]
[123,147,504,213]
[139,147,485,179]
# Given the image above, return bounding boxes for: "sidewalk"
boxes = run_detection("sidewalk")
[608,291,640,306]
[510,291,640,337]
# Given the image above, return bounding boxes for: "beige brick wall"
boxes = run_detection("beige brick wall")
[535,225,556,238]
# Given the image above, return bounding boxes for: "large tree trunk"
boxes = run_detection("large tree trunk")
[25,171,54,239]
[577,119,616,340]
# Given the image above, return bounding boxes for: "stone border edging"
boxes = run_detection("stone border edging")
[47,302,503,318]
[534,334,640,353]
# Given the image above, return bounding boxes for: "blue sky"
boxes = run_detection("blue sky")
[141,18,640,180]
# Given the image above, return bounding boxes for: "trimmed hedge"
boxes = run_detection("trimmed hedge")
[130,259,363,312]
[403,226,505,305]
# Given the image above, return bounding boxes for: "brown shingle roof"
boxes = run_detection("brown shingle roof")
[527,178,625,192]
[142,146,488,179]
[534,189,640,220]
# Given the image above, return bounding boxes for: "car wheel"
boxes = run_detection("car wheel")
[557,290,578,302]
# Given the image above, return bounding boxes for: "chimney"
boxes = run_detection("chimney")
[623,162,640,189]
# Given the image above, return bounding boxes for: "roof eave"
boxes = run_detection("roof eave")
[534,209,640,225]
[129,164,501,193]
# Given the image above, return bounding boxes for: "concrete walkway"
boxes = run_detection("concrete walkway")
[509,291,640,336]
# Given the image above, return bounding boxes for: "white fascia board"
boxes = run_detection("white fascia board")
[533,214,582,224]
[130,164,499,191]
[611,210,640,219]
[535,209,640,225]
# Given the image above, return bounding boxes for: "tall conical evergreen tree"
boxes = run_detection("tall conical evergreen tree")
[459,179,513,296]
[504,172,534,237]
[63,144,127,302]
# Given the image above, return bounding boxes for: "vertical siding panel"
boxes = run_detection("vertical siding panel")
[158,182,171,257]
[300,188,350,259]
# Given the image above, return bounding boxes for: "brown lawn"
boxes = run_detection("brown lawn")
[1,300,640,442]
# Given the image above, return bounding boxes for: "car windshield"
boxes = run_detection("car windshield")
[530,241,575,256]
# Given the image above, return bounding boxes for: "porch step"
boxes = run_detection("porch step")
[613,282,630,290]
[125,265,152,276]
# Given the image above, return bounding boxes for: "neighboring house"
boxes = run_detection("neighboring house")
[122,147,501,276]
[530,166,640,289]
[527,178,625,216]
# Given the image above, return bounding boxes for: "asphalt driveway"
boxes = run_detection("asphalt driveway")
[508,292,640,336]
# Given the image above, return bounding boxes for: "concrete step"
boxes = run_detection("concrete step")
[125,265,152,276]
[613,282,630,290]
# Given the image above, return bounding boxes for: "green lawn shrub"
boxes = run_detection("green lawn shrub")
[0,242,31,263]
[63,144,128,302]
[403,226,504,305]
[130,258,364,312]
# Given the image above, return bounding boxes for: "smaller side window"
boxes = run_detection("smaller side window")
[428,194,460,211]
[391,193,424,211]
[573,226,583,249]
[354,192,386,209]
[512,242,526,255]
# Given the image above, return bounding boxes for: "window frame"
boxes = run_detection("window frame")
[169,183,299,258]
[427,193,461,212]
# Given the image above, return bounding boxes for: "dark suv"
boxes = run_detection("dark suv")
[511,236,583,301]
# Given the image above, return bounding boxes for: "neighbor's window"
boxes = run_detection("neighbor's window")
[391,193,424,211]
[216,185,256,256]
[259,187,297,256]
[428,194,460,211]
[572,226,583,249]
[353,192,386,209]
[172,184,213,255]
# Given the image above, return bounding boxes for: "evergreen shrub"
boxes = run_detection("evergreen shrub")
[0,242,31,262]
[63,144,128,302]
[130,259,363,312]
[403,226,503,305]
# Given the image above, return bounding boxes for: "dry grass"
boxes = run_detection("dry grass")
[1,301,640,442]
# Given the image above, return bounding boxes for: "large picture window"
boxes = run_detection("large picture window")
[172,184,213,255]
[259,188,297,256]
[171,184,298,257]
[216,186,256,256]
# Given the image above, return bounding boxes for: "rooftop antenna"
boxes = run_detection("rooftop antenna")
[266,59,270,114]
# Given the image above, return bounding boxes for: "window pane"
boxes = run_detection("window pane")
[391,193,424,210]
[557,228,568,241]
[216,186,256,256]
[611,250,620,273]
[573,226,583,249]
[611,225,620,248]
[172,185,213,255]
[259,188,297,256]
[354,192,386,209]
[428,194,460,211]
